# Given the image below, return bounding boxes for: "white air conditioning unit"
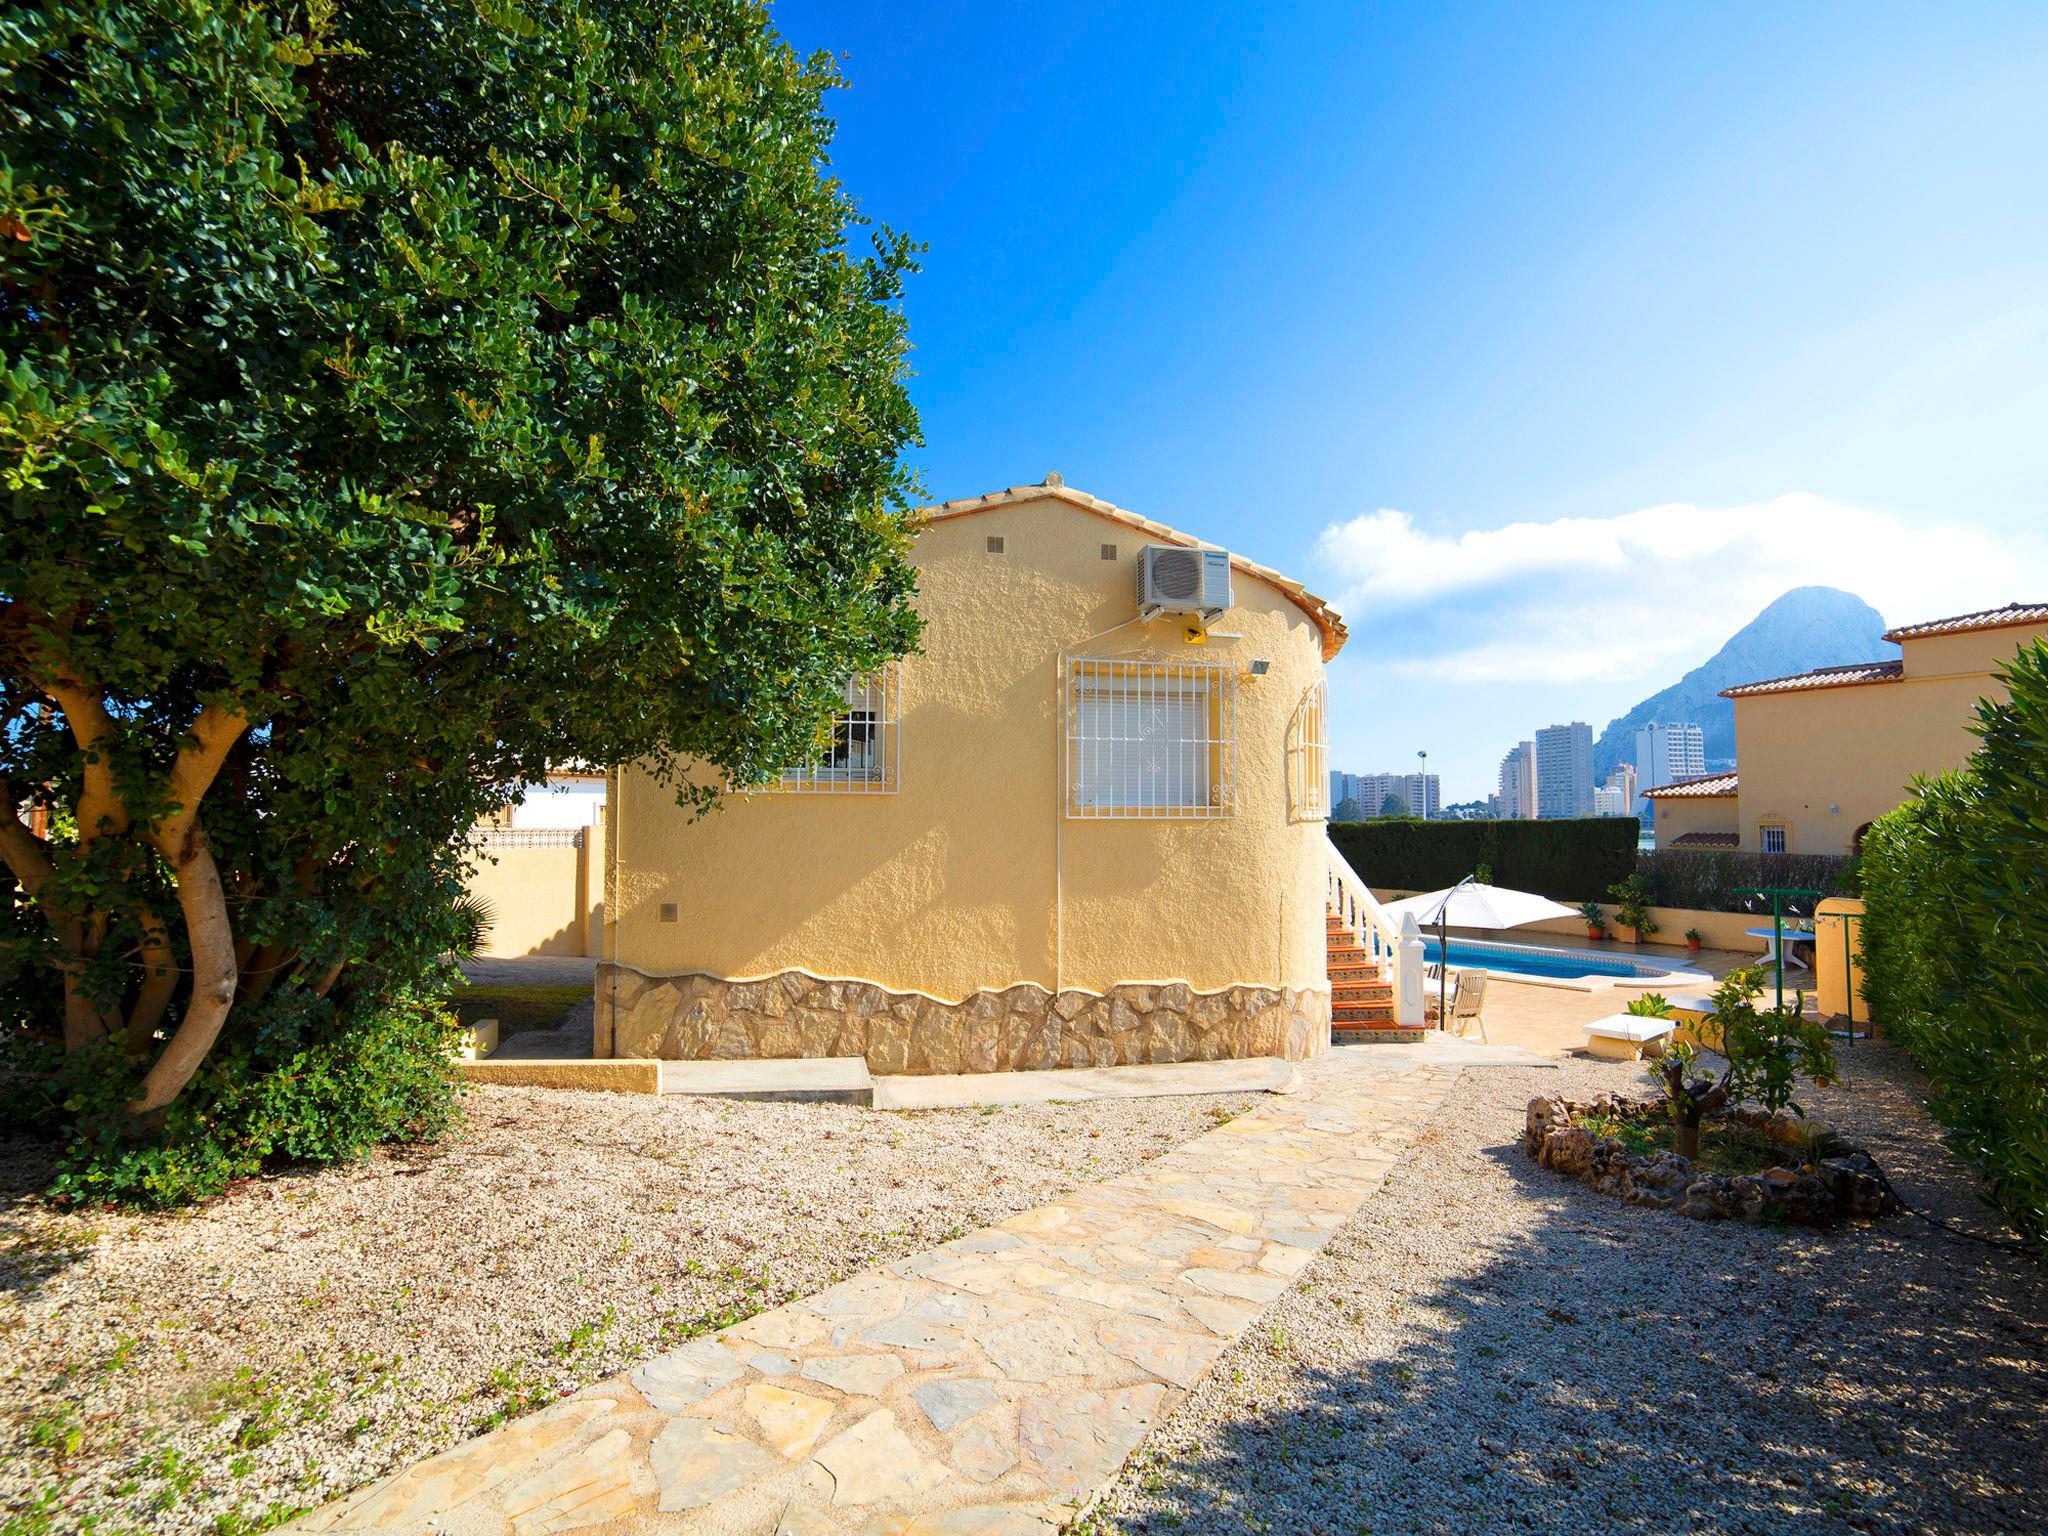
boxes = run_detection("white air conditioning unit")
[1136,546,1233,622]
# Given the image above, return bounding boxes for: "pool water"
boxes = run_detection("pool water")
[1421,937,1664,981]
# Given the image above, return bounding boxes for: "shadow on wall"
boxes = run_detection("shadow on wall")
[1105,1119,2045,1535]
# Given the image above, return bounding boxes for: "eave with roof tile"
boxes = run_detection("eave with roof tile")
[1641,771,1740,801]
[1881,601,2048,643]
[1720,660,1905,699]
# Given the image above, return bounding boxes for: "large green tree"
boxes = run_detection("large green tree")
[0,0,921,1130]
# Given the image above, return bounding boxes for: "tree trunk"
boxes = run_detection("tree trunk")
[1675,1115,1702,1161]
[122,702,250,1114]
[61,966,114,1050]
[125,914,180,1054]
[128,818,238,1114]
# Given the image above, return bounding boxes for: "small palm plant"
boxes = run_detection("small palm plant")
[448,893,497,962]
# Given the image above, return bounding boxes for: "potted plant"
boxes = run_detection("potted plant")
[1579,900,1608,941]
[1606,873,1659,946]
[1685,926,1703,957]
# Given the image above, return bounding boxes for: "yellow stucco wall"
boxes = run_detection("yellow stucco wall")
[1733,622,2047,855]
[609,492,1333,1002]
[1814,897,1868,1024]
[465,835,600,957]
[1646,794,1738,847]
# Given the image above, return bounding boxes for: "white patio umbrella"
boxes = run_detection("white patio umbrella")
[1382,879,1581,1022]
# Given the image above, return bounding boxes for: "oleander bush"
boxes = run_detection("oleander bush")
[1859,640,2048,1248]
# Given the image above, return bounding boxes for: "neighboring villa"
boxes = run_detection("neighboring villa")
[1644,601,2048,856]
[597,476,1420,1074]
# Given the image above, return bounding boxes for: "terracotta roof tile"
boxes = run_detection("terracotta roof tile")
[1664,830,1741,849]
[1721,660,1904,698]
[1642,771,1739,800]
[917,477,1348,660]
[1881,601,2048,643]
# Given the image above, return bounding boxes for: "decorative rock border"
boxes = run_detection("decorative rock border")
[1524,1093,1899,1225]
[598,964,1330,1074]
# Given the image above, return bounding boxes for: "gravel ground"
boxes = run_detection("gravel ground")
[0,1082,1258,1535]
[1089,1042,2047,1536]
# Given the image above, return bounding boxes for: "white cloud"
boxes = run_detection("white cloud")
[1315,493,2034,686]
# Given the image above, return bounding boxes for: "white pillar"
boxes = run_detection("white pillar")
[1395,911,1425,1028]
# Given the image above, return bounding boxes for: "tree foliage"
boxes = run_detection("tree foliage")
[1860,640,2048,1247]
[0,0,923,1175]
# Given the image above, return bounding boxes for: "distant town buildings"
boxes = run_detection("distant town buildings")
[1329,768,1441,819]
[1534,721,1594,819]
[1634,721,1706,809]
[1496,741,1537,820]
[1592,785,1629,816]
[1606,763,1638,810]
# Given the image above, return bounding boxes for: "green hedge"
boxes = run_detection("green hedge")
[1858,639,2048,1249]
[1327,817,1638,903]
[1636,850,1858,913]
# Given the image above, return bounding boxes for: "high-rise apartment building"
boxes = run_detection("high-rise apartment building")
[1330,769,1439,818]
[1606,763,1638,812]
[1496,740,1537,820]
[1634,722,1707,808]
[1535,722,1595,819]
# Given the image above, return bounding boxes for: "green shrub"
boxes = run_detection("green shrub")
[1859,639,2048,1247]
[1656,964,1834,1160]
[1326,818,1637,902]
[1607,872,1659,937]
[3,988,463,1209]
[1636,850,1857,912]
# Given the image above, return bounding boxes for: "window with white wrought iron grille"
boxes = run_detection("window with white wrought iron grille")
[1287,678,1328,821]
[774,666,900,793]
[1065,658,1235,818]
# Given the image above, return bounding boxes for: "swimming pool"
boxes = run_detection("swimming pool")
[1421,936,1672,981]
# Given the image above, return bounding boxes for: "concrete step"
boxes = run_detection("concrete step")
[1333,1026,1428,1045]
[660,1057,874,1105]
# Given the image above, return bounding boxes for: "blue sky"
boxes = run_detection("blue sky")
[772,1,2048,799]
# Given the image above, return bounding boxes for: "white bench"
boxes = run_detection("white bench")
[1584,1015,1676,1062]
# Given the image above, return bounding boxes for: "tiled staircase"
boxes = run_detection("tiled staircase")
[1327,909,1424,1044]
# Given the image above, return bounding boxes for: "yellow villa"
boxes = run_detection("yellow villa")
[1645,601,2048,856]
[595,476,1423,1074]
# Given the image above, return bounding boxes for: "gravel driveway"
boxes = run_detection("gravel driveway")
[1087,1042,2046,1536]
[0,1082,1257,1535]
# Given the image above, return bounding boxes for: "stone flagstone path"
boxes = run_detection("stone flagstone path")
[293,1060,1460,1535]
